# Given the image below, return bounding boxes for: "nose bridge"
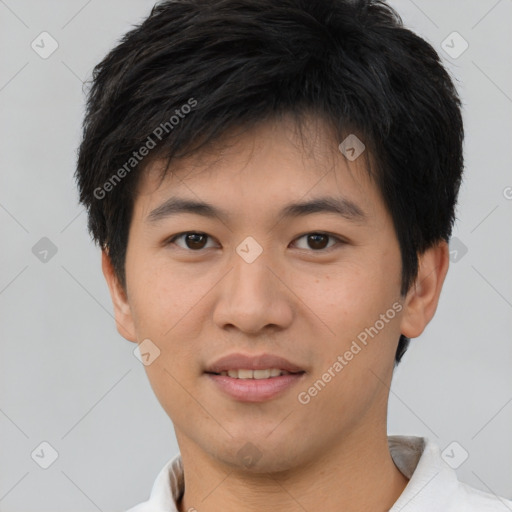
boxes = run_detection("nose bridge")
[213,237,292,332]
[230,238,277,307]
[233,245,272,295]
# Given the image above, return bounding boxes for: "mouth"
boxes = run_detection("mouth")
[205,370,306,402]
[204,352,307,402]
[205,352,306,375]
[205,368,305,379]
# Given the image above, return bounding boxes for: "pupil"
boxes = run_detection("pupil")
[308,234,327,250]
[187,233,206,249]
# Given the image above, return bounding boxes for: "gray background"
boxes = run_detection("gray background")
[1,0,511,510]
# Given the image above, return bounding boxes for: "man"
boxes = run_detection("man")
[75,0,511,510]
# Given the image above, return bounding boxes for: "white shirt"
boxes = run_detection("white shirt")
[126,435,512,511]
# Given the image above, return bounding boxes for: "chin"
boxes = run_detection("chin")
[212,437,307,475]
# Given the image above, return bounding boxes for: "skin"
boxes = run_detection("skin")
[102,113,449,512]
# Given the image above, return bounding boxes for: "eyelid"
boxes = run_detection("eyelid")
[165,231,347,252]
[165,231,218,249]
[291,232,347,252]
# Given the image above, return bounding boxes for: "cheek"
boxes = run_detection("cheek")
[310,257,402,361]
[126,252,190,333]
[312,262,384,319]
[127,259,210,380]
[298,274,401,421]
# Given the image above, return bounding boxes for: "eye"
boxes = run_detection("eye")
[291,232,344,252]
[167,232,218,251]
[165,231,345,252]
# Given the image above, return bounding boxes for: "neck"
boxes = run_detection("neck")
[176,428,409,512]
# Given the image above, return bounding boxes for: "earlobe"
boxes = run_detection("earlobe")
[101,250,138,343]
[399,240,450,339]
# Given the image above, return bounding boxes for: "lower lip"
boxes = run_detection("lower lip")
[206,373,306,402]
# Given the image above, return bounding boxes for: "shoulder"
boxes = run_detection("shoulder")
[123,453,184,512]
[388,436,512,512]
[451,480,512,511]
[125,502,150,512]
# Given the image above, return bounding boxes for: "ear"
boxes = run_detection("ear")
[101,249,137,343]
[399,240,450,339]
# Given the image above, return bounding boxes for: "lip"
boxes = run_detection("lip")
[206,373,306,402]
[205,352,305,374]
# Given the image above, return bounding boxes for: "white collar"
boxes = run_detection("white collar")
[127,435,510,511]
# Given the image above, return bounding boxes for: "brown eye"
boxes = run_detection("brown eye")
[168,232,216,250]
[166,231,344,253]
[306,234,329,250]
[185,233,207,250]
[293,232,341,251]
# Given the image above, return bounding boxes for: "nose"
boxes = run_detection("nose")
[212,244,294,335]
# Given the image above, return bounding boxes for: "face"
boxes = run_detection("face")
[105,114,446,472]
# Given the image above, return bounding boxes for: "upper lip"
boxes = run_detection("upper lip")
[205,353,305,374]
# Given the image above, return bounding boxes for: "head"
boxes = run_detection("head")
[76,0,463,471]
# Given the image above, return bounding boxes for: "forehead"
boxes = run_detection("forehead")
[133,114,384,226]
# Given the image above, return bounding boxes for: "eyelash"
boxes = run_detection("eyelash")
[165,231,346,253]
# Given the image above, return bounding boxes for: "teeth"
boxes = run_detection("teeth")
[219,368,291,379]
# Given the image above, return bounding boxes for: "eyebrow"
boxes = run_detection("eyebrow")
[147,196,367,224]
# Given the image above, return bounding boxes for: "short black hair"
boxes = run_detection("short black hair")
[75,0,464,365]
